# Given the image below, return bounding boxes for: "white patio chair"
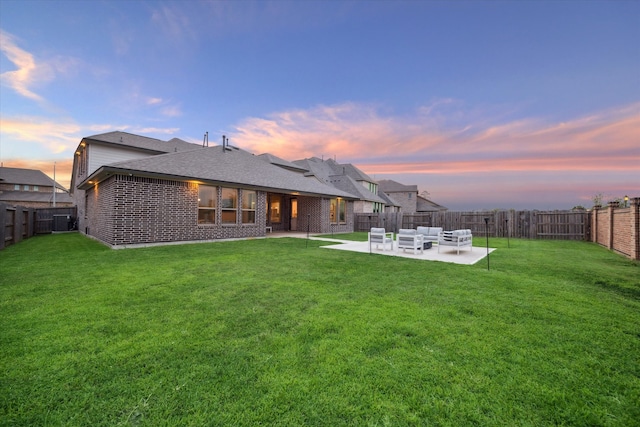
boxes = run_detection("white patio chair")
[396,228,424,255]
[368,227,394,251]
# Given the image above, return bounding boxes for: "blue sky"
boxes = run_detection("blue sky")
[1,0,638,210]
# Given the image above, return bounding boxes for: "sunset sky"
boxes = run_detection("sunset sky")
[1,0,638,210]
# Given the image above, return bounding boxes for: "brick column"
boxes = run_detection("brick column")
[607,201,619,249]
[631,197,640,260]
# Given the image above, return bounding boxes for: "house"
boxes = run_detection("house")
[0,166,73,208]
[377,189,401,213]
[292,157,388,213]
[70,131,356,247]
[377,179,447,213]
[377,179,419,213]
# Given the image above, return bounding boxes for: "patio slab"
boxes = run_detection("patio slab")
[315,239,496,265]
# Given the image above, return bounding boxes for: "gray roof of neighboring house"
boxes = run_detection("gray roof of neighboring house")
[82,131,200,154]
[293,157,376,183]
[293,157,385,203]
[79,145,356,199]
[292,157,336,182]
[327,175,387,203]
[0,190,73,204]
[325,158,374,182]
[377,179,418,192]
[417,196,448,212]
[0,167,66,190]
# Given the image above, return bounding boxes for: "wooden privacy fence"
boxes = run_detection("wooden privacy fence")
[0,202,77,250]
[355,210,590,241]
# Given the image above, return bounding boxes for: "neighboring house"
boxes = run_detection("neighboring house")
[417,195,448,212]
[377,179,419,214]
[0,167,73,208]
[292,157,387,213]
[70,131,356,247]
[377,189,401,213]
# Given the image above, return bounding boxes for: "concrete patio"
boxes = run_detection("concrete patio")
[270,232,495,265]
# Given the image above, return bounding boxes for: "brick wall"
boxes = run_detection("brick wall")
[591,198,640,260]
[386,191,417,214]
[85,175,268,246]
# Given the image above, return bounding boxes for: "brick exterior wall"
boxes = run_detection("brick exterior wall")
[591,198,640,260]
[319,197,353,234]
[386,191,417,214]
[85,175,268,247]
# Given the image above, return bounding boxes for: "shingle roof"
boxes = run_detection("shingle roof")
[0,190,73,204]
[417,196,448,212]
[257,153,309,173]
[291,157,385,202]
[0,167,66,189]
[82,131,200,153]
[293,157,376,183]
[325,158,374,182]
[377,179,418,192]
[327,175,387,203]
[80,145,356,198]
[292,158,336,182]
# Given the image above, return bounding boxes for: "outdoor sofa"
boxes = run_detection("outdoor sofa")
[438,229,473,254]
[417,226,443,244]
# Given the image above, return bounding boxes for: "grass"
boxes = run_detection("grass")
[1,233,639,426]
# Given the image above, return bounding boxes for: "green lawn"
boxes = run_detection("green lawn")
[1,233,639,426]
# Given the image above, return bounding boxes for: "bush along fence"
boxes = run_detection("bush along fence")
[0,202,77,250]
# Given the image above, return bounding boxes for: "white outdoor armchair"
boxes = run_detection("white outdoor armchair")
[396,229,424,255]
[369,227,394,251]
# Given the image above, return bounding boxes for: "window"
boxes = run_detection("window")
[14,184,20,190]
[23,185,29,191]
[330,198,346,224]
[269,195,281,223]
[198,185,217,224]
[242,190,256,224]
[221,188,238,224]
[33,186,39,191]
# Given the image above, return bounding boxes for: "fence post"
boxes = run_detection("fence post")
[0,203,6,250]
[631,198,640,260]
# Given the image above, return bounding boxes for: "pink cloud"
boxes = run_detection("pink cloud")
[233,101,640,171]
[232,101,639,209]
